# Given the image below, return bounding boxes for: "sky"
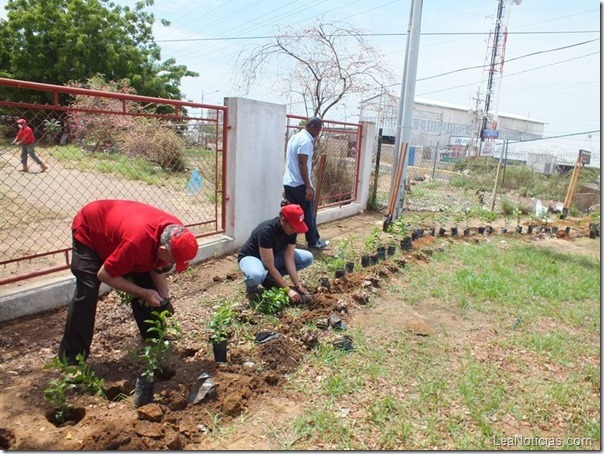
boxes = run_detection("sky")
[0,0,600,149]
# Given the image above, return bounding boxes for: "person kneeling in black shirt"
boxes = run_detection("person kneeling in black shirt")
[237,204,313,302]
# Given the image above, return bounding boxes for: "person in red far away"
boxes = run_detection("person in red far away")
[58,200,199,365]
[12,118,48,173]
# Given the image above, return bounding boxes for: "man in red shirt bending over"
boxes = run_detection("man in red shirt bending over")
[58,200,199,365]
[12,118,48,173]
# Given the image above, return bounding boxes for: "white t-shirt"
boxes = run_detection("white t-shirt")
[283,129,314,188]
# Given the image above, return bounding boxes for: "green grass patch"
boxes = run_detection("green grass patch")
[280,238,599,450]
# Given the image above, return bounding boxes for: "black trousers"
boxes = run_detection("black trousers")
[58,237,170,364]
[283,184,320,246]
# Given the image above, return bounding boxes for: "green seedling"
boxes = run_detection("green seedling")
[208,299,237,342]
[44,379,76,424]
[363,227,382,254]
[464,206,479,228]
[43,353,105,424]
[115,290,134,306]
[252,287,290,316]
[477,207,497,223]
[138,309,182,380]
[454,209,465,227]
[326,256,346,273]
[386,216,409,237]
[334,236,354,262]
[590,211,600,224]
[513,207,522,226]
[44,353,106,396]
[114,276,136,305]
[539,208,550,226]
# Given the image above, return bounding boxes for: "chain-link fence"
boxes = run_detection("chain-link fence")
[370,131,600,218]
[285,115,362,208]
[0,78,226,285]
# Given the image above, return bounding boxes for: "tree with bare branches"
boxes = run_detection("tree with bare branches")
[235,20,394,118]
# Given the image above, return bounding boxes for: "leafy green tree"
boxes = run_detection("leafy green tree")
[0,0,197,101]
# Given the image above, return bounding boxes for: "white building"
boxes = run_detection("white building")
[359,94,545,159]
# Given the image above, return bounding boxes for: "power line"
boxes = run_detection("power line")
[379,44,598,94]
[415,51,598,97]
[155,30,599,43]
[161,0,326,65]
[510,130,600,144]
[417,39,599,82]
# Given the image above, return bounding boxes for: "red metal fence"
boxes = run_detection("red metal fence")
[285,114,362,209]
[0,78,227,286]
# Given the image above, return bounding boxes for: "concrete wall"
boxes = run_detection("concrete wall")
[0,98,376,323]
[224,97,287,248]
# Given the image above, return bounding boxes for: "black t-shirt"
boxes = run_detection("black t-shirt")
[238,217,297,262]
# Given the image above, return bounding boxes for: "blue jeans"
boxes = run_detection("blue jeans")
[284,184,320,246]
[239,249,314,290]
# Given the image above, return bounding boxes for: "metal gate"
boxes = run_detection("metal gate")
[285,115,362,209]
[0,78,227,286]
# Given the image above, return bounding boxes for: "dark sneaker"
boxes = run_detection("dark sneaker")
[309,239,329,250]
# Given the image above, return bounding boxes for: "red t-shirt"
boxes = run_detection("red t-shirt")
[72,200,182,277]
[16,125,35,144]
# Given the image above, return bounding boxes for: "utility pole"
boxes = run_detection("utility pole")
[468,87,482,157]
[391,0,423,220]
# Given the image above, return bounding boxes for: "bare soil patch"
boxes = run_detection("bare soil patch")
[0,212,597,450]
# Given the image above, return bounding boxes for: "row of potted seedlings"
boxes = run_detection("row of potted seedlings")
[330,216,595,281]
[328,236,413,277]
[421,224,574,238]
[358,241,408,270]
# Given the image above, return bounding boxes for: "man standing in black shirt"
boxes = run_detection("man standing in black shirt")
[238,204,313,302]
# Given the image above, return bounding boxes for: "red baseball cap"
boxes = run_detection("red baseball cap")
[170,227,199,272]
[17,118,27,124]
[280,204,308,234]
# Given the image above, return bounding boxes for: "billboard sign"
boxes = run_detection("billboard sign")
[579,149,591,165]
[482,129,500,139]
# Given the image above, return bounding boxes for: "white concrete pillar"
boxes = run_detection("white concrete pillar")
[224,97,287,248]
[357,121,377,211]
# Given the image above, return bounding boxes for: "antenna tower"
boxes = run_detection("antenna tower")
[476,0,521,157]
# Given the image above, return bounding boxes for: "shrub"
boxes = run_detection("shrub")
[43,118,62,143]
[453,156,496,173]
[500,197,516,216]
[450,174,473,189]
[67,76,140,151]
[120,120,186,172]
